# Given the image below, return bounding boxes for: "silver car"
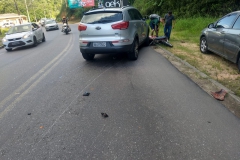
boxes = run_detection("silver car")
[78,6,149,60]
[2,23,45,51]
[45,20,59,31]
[200,11,240,71]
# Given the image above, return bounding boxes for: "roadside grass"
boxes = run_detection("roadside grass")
[0,28,9,46]
[156,17,240,97]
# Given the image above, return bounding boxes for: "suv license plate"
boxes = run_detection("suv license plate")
[93,42,106,47]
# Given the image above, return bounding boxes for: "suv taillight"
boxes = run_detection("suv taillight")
[78,24,87,31]
[111,21,129,30]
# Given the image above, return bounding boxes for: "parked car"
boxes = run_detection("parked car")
[200,11,240,71]
[45,19,59,31]
[78,6,149,61]
[2,23,46,51]
[1,22,15,28]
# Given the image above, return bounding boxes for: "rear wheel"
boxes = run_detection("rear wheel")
[82,52,95,61]
[200,37,208,53]
[128,38,139,60]
[237,56,240,71]
[143,30,150,46]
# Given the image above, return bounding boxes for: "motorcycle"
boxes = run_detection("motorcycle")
[149,35,173,47]
[62,23,71,34]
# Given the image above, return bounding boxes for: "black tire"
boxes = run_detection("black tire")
[6,48,12,51]
[128,38,139,60]
[42,33,46,42]
[161,40,173,47]
[82,52,95,60]
[237,56,240,71]
[200,36,208,53]
[33,36,38,47]
[143,30,150,46]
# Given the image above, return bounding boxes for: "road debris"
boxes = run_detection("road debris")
[83,92,90,96]
[211,89,227,101]
[101,113,108,118]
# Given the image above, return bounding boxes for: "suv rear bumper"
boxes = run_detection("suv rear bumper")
[80,44,132,54]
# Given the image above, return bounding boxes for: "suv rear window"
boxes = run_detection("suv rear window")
[81,11,123,24]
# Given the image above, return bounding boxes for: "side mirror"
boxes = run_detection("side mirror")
[208,23,214,29]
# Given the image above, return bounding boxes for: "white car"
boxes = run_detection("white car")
[1,22,15,28]
[2,23,46,51]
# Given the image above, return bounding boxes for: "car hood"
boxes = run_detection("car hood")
[5,32,30,39]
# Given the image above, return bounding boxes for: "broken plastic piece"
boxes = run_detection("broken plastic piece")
[83,92,90,96]
[211,89,227,101]
[101,113,108,118]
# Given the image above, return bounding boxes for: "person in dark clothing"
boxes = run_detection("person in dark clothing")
[149,14,161,37]
[164,11,175,41]
[62,16,68,24]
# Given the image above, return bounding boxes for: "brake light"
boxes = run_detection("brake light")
[111,21,129,30]
[78,24,87,31]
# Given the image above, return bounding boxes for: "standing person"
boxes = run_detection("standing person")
[149,14,161,37]
[164,11,175,41]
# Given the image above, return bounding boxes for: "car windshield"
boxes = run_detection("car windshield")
[81,12,123,24]
[46,20,55,24]
[7,24,31,34]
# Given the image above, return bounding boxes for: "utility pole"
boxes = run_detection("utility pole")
[25,0,31,22]
[13,0,22,24]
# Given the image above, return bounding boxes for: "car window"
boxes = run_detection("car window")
[128,9,141,20]
[7,24,31,34]
[233,15,240,29]
[216,13,237,28]
[134,10,143,20]
[81,12,123,24]
[32,23,39,29]
[46,20,55,24]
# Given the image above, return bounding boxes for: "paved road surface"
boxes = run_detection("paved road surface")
[0,24,239,160]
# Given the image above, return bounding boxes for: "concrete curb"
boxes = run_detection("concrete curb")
[155,46,240,116]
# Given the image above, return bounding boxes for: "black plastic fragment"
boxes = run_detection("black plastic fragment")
[83,92,90,96]
[101,113,108,118]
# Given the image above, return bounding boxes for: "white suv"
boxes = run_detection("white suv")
[78,6,149,60]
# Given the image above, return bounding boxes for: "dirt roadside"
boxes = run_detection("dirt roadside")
[154,46,240,119]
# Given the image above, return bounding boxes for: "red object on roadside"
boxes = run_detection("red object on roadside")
[211,89,227,101]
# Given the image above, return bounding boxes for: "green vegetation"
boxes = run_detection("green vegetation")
[159,17,240,96]
[0,28,9,46]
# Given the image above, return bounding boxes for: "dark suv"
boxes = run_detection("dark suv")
[200,11,240,71]
[78,6,149,60]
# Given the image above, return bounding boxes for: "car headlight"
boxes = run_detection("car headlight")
[2,37,7,42]
[23,32,32,39]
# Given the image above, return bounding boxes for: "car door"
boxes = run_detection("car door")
[207,13,237,57]
[128,9,144,43]
[134,9,148,43]
[224,14,240,63]
[32,23,41,41]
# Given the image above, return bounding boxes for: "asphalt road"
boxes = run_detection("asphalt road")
[0,24,240,160]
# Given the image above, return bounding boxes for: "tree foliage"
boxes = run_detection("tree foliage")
[1,0,240,22]
[133,0,240,18]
